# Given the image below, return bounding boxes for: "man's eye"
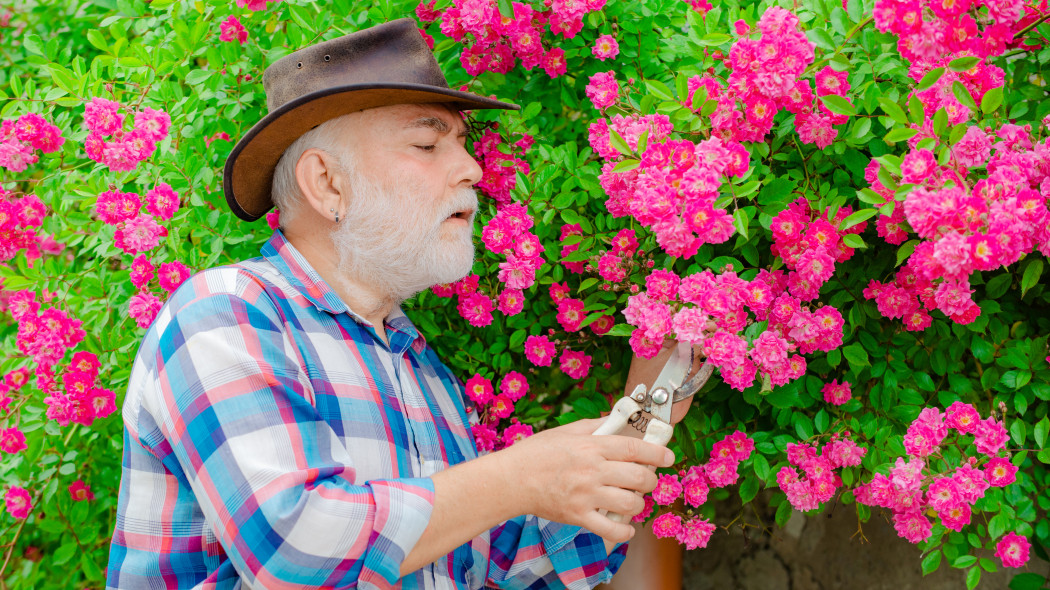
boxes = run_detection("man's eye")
[416,145,436,152]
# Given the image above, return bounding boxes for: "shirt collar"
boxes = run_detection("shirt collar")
[261,230,427,354]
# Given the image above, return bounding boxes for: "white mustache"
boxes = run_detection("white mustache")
[437,187,479,223]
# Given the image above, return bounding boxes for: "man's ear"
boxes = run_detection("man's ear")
[294,148,348,223]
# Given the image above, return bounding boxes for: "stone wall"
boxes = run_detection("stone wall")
[681,494,1046,590]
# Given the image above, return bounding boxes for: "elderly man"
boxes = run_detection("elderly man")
[107,18,692,589]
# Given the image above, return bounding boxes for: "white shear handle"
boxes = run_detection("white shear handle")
[592,397,675,523]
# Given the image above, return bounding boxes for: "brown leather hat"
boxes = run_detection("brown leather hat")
[223,18,519,222]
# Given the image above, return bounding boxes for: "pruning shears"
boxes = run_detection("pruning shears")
[593,341,713,522]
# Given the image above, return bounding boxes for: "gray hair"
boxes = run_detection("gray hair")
[270,113,356,226]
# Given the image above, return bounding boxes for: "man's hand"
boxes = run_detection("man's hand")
[625,339,702,426]
[499,418,675,544]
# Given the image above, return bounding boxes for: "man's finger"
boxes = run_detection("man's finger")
[599,462,660,494]
[599,434,675,467]
[580,510,636,545]
[558,418,606,435]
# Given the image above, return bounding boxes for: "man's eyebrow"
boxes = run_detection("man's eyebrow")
[405,116,469,137]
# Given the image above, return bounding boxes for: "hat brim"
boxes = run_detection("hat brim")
[223,83,519,222]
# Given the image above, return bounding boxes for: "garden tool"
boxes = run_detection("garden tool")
[593,341,714,523]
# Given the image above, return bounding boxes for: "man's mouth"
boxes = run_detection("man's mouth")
[447,209,474,221]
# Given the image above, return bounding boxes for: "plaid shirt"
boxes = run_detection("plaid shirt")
[107,230,626,589]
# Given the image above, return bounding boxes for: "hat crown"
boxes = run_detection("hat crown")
[262,18,449,113]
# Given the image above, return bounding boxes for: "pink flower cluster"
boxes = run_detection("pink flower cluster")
[623,265,844,391]
[0,187,59,267]
[438,0,606,78]
[873,0,1038,126]
[0,366,31,414]
[82,97,170,172]
[995,531,1032,568]
[219,15,248,44]
[645,431,755,550]
[770,197,867,301]
[853,403,1018,550]
[777,433,867,511]
[68,479,95,502]
[0,112,65,172]
[591,34,619,60]
[473,128,531,207]
[0,289,115,428]
[683,7,847,148]
[517,282,614,380]
[5,290,84,368]
[594,120,749,257]
[4,486,30,519]
[866,126,1050,327]
[435,206,541,327]
[585,71,620,111]
[465,371,534,451]
[45,350,116,428]
[0,426,26,454]
[94,183,178,259]
[821,379,852,405]
[128,254,190,328]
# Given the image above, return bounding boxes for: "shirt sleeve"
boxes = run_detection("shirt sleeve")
[485,516,628,589]
[138,285,433,588]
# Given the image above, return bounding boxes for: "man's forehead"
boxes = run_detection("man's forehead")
[387,103,469,135]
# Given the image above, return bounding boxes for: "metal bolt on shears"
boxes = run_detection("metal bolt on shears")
[592,342,713,523]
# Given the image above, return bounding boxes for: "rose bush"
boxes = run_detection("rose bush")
[0,0,1048,587]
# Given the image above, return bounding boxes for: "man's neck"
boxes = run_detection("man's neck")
[282,227,395,344]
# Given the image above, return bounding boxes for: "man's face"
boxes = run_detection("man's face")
[329,103,484,301]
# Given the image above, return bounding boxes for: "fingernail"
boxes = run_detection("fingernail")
[664,449,675,465]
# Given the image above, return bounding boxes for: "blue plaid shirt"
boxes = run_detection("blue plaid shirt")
[107,229,626,589]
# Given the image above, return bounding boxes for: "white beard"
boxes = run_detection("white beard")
[331,159,477,303]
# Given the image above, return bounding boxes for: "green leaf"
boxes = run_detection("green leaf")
[954,555,978,568]
[53,542,77,566]
[1010,419,1027,445]
[842,234,867,249]
[1021,258,1043,297]
[885,127,919,142]
[606,324,634,337]
[821,94,857,116]
[645,80,675,101]
[916,67,945,91]
[851,118,871,140]
[699,33,731,46]
[981,87,1003,114]
[951,81,977,111]
[948,56,980,72]
[878,97,909,124]
[612,158,640,173]
[185,69,214,85]
[840,208,877,230]
[608,129,631,156]
[1035,416,1049,448]
[753,454,770,481]
[965,565,981,590]
[496,0,515,18]
[896,239,918,266]
[739,476,759,503]
[23,33,45,57]
[87,29,108,52]
[733,208,751,239]
[985,273,1012,298]
[1008,573,1048,590]
[921,550,942,575]
[908,95,925,124]
[842,343,869,368]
